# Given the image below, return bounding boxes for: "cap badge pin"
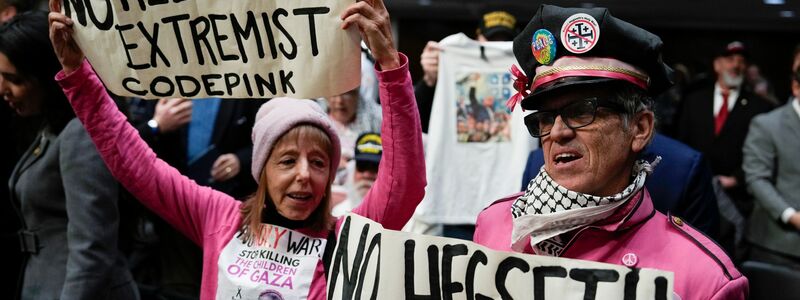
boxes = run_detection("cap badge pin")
[531,29,557,65]
[560,13,600,54]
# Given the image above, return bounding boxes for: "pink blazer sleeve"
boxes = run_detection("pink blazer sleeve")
[56,60,240,246]
[347,53,426,231]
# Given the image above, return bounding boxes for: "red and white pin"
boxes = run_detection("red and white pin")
[560,13,600,54]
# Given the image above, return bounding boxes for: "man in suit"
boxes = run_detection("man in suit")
[522,133,719,237]
[126,97,263,299]
[742,66,800,269]
[676,41,773,218]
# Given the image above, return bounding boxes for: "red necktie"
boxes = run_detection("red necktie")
[714,91,730,136]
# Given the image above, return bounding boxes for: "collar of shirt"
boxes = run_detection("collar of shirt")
[713,83,740,117]
[792,97,800,120]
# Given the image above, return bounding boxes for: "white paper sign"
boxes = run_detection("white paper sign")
[216,223,326,300]
[63,0,360,99]
[328,214,674,300]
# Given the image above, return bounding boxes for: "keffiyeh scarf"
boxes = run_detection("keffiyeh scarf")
[510,157,660,256]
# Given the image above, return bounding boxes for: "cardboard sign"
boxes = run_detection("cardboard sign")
[63,0,360,99]
[328,214,674,300]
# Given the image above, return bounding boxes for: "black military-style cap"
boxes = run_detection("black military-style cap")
[510,4,674,110]
[478,11,517,41]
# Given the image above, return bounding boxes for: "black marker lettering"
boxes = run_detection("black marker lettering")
[162,14,191,64]
[569,269,620,300]
[208,14,239,61]
[115,23,149,69]
[272,8,296,59]
[292,7,330,56]
[442,244,467,300]
[230,11,263,63]
[122,77,147,96]
[189,16,218,65]
[532,266,567,300]
[496,257,529,300]
[136,21,170,67]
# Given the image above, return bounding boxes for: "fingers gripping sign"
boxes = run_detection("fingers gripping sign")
[341,0,400,70]
[49,0,84,74]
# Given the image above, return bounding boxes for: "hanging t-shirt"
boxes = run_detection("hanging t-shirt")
[215,223,326,300]
[418,33,537,225]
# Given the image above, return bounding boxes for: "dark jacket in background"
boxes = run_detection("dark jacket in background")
[676,85,773,216]
[9,118,137,300]
[125,98,263,299]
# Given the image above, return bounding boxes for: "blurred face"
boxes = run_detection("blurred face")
[538,86,652,196]
[714,54,746,88]
[483,96,494,107]
[353,162,378,199]
[264,128,331,221]
[0,52,43,117]
[328,89,358,124]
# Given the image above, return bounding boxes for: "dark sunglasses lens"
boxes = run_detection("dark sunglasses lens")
[525,112,555,137]
[563,99,597,128]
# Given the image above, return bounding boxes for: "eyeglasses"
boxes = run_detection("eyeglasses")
[524,97,625,137]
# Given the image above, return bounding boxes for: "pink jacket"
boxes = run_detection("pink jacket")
[56,54,425,300]
[474,189,748,300]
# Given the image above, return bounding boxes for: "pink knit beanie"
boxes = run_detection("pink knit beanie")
[251,98,341,182]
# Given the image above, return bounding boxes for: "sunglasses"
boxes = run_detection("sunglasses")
[524,97,626,138]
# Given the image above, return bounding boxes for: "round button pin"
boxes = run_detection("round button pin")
[622,253,638,267]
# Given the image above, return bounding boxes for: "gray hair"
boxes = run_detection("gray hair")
[609,84,655,145]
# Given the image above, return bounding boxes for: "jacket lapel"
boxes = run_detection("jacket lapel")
[9,131,49,191]
[718,92,750,137]
[210,100,234,145]
[698,87,716,140]
[782,102,800,141]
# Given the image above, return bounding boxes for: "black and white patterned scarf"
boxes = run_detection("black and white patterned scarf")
[510,157,660,256]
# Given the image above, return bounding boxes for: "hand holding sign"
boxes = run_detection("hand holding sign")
[48,0,83,75]
[341,0,399,70]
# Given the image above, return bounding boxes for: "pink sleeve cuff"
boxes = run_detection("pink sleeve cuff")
[375,53,409,84]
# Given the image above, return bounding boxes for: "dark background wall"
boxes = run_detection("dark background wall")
[389,1,800,101]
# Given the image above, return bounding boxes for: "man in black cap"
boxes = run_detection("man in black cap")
[472,5,747,298]
[331,132,383,216]
[676,41,773,257]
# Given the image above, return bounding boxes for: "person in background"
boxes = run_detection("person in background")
[473,5,746,298]
[331,132,382,217]
[0,0,33,22]
[322,87,382,185]
[0,2,39,294]
[415,10,517,133]
[4,11,138,299]
[746,64,779,106]
[412,9,518,239]
[676,41,773,259]
[125,95,262,299]
[742,64,800,270]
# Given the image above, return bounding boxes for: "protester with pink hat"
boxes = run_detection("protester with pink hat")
[48,0,425,298]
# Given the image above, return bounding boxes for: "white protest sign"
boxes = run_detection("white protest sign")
[216,223,326,299]
[63,0,361,99]
[328,214,674,300]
